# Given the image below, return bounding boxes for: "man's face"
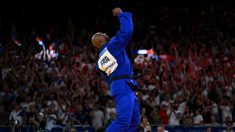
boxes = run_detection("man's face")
[91,32,108,48]
[70,128,76,132]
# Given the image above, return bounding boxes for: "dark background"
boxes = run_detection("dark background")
[0,1,235,27]
[0,0,235,43]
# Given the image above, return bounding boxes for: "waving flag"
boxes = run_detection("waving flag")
[136,49,154,55]
[11,31,22,46]
[36,36,44,46]
[35,36,46,60]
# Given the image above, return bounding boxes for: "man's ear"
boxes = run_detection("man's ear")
[92,37,100,48]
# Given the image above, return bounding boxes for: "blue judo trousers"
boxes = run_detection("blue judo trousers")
[96,12,141,132]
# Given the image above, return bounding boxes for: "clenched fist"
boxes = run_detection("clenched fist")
[112,7,122,16]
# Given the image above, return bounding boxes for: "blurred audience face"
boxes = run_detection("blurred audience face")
[70,128,76,132]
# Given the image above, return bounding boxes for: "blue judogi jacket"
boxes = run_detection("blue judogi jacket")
[96,12,134,85]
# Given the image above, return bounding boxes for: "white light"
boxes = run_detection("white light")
[137,49,147,54]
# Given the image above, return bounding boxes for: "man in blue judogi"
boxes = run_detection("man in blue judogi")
[91,7,141,132]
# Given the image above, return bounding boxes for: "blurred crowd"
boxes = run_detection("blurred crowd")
[1,2,235,132]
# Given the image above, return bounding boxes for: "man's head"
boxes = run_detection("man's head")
[91,32,109,49]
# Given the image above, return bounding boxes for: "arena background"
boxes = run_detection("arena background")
[1,0,235,131]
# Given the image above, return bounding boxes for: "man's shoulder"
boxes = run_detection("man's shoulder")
[119,12,132,17]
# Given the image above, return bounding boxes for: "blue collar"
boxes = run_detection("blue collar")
[99,42,108,53]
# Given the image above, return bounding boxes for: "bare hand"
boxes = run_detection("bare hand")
[112,7,122,16]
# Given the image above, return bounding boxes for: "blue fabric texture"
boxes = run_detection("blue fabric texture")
[96,12,141,132]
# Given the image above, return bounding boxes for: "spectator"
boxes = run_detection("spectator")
[139,115,152,132]
[104,99,116,124]
[149,106,161,125]
[9,104,23,127]
[73,104,90,125]
[29,112,46,132]
[220,99,232,124]
[26,104,37,126]
[223,116,234,132]
[159,105,169,125]
[193,109,204,125]
[181,106,193,126]
[45,108,58,132]
[206,115,220,126]
[105,111,116,128]
[157,126,169,132]
[160,94,173,115]
[91,104,105,130]
[168,105,181,126]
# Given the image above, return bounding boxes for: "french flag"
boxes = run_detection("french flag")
[136,49,154,55]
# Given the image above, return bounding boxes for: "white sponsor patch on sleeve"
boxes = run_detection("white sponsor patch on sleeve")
[98,48,118,76]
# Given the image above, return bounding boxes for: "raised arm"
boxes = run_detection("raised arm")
[109,7,133,50]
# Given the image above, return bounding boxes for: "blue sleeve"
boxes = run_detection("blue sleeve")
[108,12,133,52]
